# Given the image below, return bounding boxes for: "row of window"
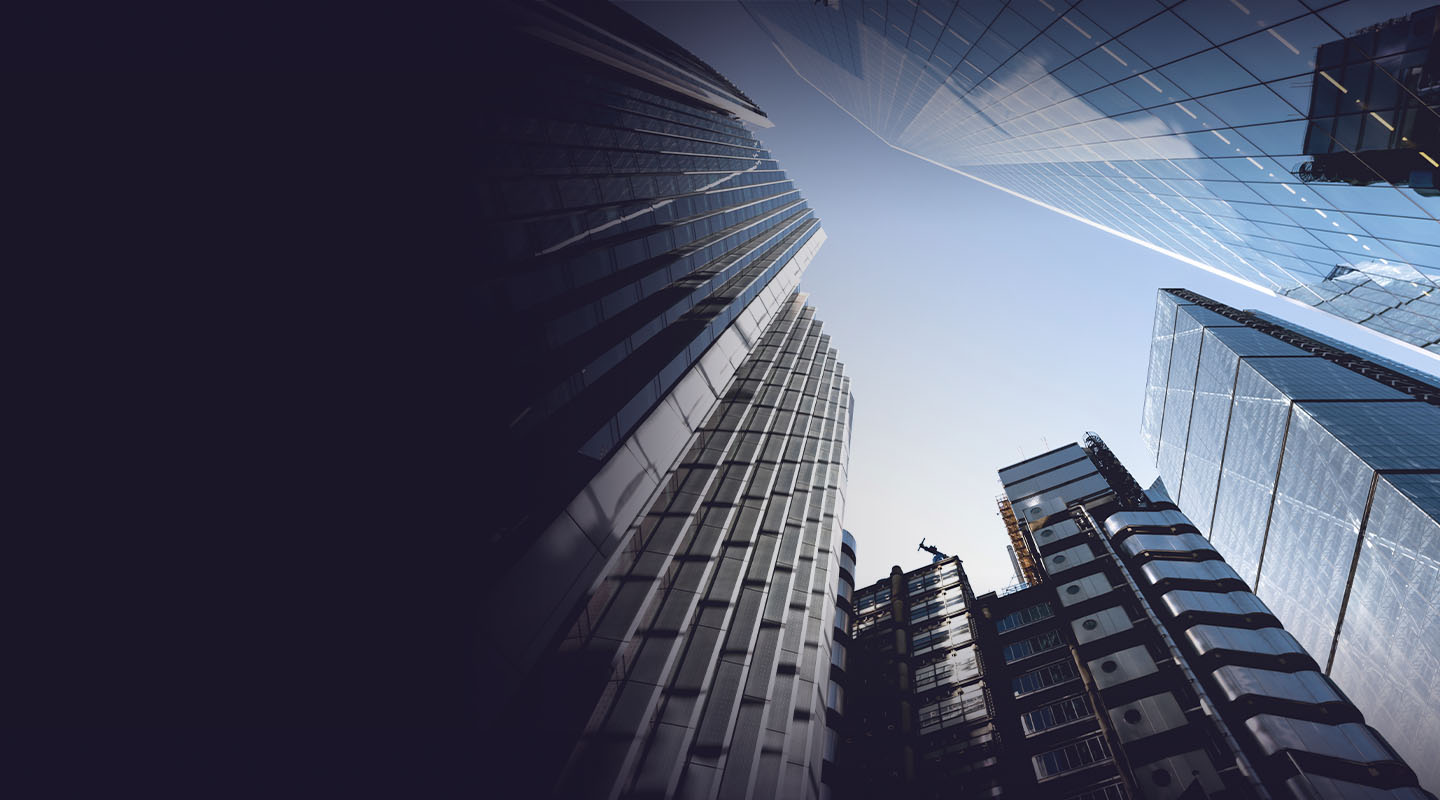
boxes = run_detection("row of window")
[1033,734,1112,780]
[1002,628,1065,664]
[910,591,965,624]
[917,683,987,736]
[995,601,1054,633]
[912,618,972,658]
[852,608,890,635]
[913,645,980,695]
[853,586,892,615]
[907,562,960,596]
[1020,694,1093,737]
[1012,658,1080,698]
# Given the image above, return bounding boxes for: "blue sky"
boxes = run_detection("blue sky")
[626,2,1440,592]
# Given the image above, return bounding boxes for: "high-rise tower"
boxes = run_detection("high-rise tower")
[477,4,854,797]
[837,437,1434,798]
[743,0,1440,352]
[1141,287,1440,789]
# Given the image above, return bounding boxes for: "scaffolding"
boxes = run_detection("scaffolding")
[997,495,1042,586]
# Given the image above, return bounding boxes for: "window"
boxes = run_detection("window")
[831,640,847,671]
[1020,695,1093,736]
[1003,628,1065,663]
[995,602,1054,633]
[854,586,891,615]
[826,680,845,714]
[913,645,978,694]
[910,591,964,624]
[907,562,959,596]
[1012,658,1080,697]
[1033,734,1111,780]
[853,608,891,634]
[912,617,971,657]
[917,683,986,735]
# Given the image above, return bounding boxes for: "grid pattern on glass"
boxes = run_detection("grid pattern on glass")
[1140,290,1440,790]
[1020,693,1095,736]
[1003,627,1067,663]
[996,600,1056,633]
[746,0,1440,350]
[1012,656,1081,697]
[1033,733,1113,780]
[908,559,962,595]
[913,615,974,656]
[854,585,893,614]
[1327,473,1440,793]
[917,682,988,735]
[914,644,981,694]
[910,589,966,623]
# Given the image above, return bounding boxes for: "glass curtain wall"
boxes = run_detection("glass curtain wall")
[745,0,1440,351]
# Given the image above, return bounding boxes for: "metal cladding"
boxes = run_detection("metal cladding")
[1142,288,1440,789]
[477,5,853,798]
[554,295,852,798]
[991,439,1432,798]
[743,0,1440,351]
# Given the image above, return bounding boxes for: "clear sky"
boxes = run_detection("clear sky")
[625,1,1440,594]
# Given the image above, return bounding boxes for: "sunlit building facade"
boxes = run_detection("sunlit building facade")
[744,0,1440,352]
[478,4,853,797]
[1142,287,1440,791]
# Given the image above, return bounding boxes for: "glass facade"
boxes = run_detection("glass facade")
[478,6,853,799]
[745,0,1440,351]
[480,0,832,707]
[556,293,852,799]
[1142,287,1440,790]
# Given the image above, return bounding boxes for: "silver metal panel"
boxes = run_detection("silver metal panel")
[1104,509,1194,536]
[1032,518,1083,549]
[1160,590,1270,621]
[1108,692,1189,744]
[1044,543,1098,577]
[1119,532,1217,559]
[1138,560,1245,588]
[1131,750,1226,800]
[1211,666,1344,707]
[1088,645,1158,690]
[999,444,1091,487]
[1072,607,1135,646]
[1245,715,1396,765]
[1057,573,1117,607]
[1184,625,1309,662]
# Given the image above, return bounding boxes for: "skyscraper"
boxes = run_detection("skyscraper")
[836,437,1434,798]
[1142,287,1440,790]
[477,4,854,797]
[743,0,1440,352]
[480,0,826,687]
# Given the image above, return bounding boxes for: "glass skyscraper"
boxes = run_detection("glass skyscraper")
[1141,287,1440,791]
[481,0,827,685]
[743,0,1440,352]
[478,4,853,797]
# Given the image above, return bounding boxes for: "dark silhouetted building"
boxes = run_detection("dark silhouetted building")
[835,437,1433,798]
[1142,287,1440,790]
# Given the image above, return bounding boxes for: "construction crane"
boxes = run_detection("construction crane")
[917,538,949,563]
